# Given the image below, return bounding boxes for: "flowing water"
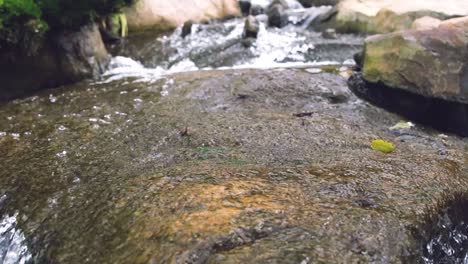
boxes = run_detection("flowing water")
[0,2,467,263]
[106,6,362,83]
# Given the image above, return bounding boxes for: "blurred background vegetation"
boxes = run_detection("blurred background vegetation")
[0,0,134,51]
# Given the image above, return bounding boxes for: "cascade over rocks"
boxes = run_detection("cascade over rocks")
[0,23,110,101]
[124,0,241,31]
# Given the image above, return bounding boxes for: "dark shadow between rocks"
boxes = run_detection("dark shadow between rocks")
[348,73,468,137]
[411,192,468,264]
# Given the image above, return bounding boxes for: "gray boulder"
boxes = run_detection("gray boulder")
[0,23,110,101]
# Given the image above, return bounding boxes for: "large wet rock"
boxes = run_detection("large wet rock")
[0,68,467,263]
[0,23,110,101]
[332,0,468,33]
[124,0,241,31]
[361,16,468,104]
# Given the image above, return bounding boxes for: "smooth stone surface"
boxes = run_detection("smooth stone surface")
[124,0,241,31]
[411,16,442,30]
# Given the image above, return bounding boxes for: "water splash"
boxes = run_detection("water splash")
[0,214,31,264]
[102,6,362,83]
[423,212,468,264]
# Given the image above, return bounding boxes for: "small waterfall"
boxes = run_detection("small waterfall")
[103,3,361,83]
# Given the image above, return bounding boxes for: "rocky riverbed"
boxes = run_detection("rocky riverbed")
[0,68,467,263]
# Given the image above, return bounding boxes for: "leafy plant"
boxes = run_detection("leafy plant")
[0,0,134,30]
[38,0,134,29]
[0,0,134,50]
[0,0,41,28]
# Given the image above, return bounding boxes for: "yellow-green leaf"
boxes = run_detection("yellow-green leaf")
[371,139,395,154]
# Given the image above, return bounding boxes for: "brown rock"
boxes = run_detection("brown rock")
[124,0,241,32]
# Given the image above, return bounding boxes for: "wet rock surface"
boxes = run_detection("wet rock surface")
[0,68,467,263]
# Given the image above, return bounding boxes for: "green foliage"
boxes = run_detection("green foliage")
[108,12,127,37]
[3,0,41,19]
[0,0,41,28]
[38,0,134,28]
[371,139,395,154]
[0,0,134,30]
[0,0,134,51]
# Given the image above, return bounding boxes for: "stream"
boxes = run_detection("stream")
[104,4,361,83]
[0,1,467,263]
